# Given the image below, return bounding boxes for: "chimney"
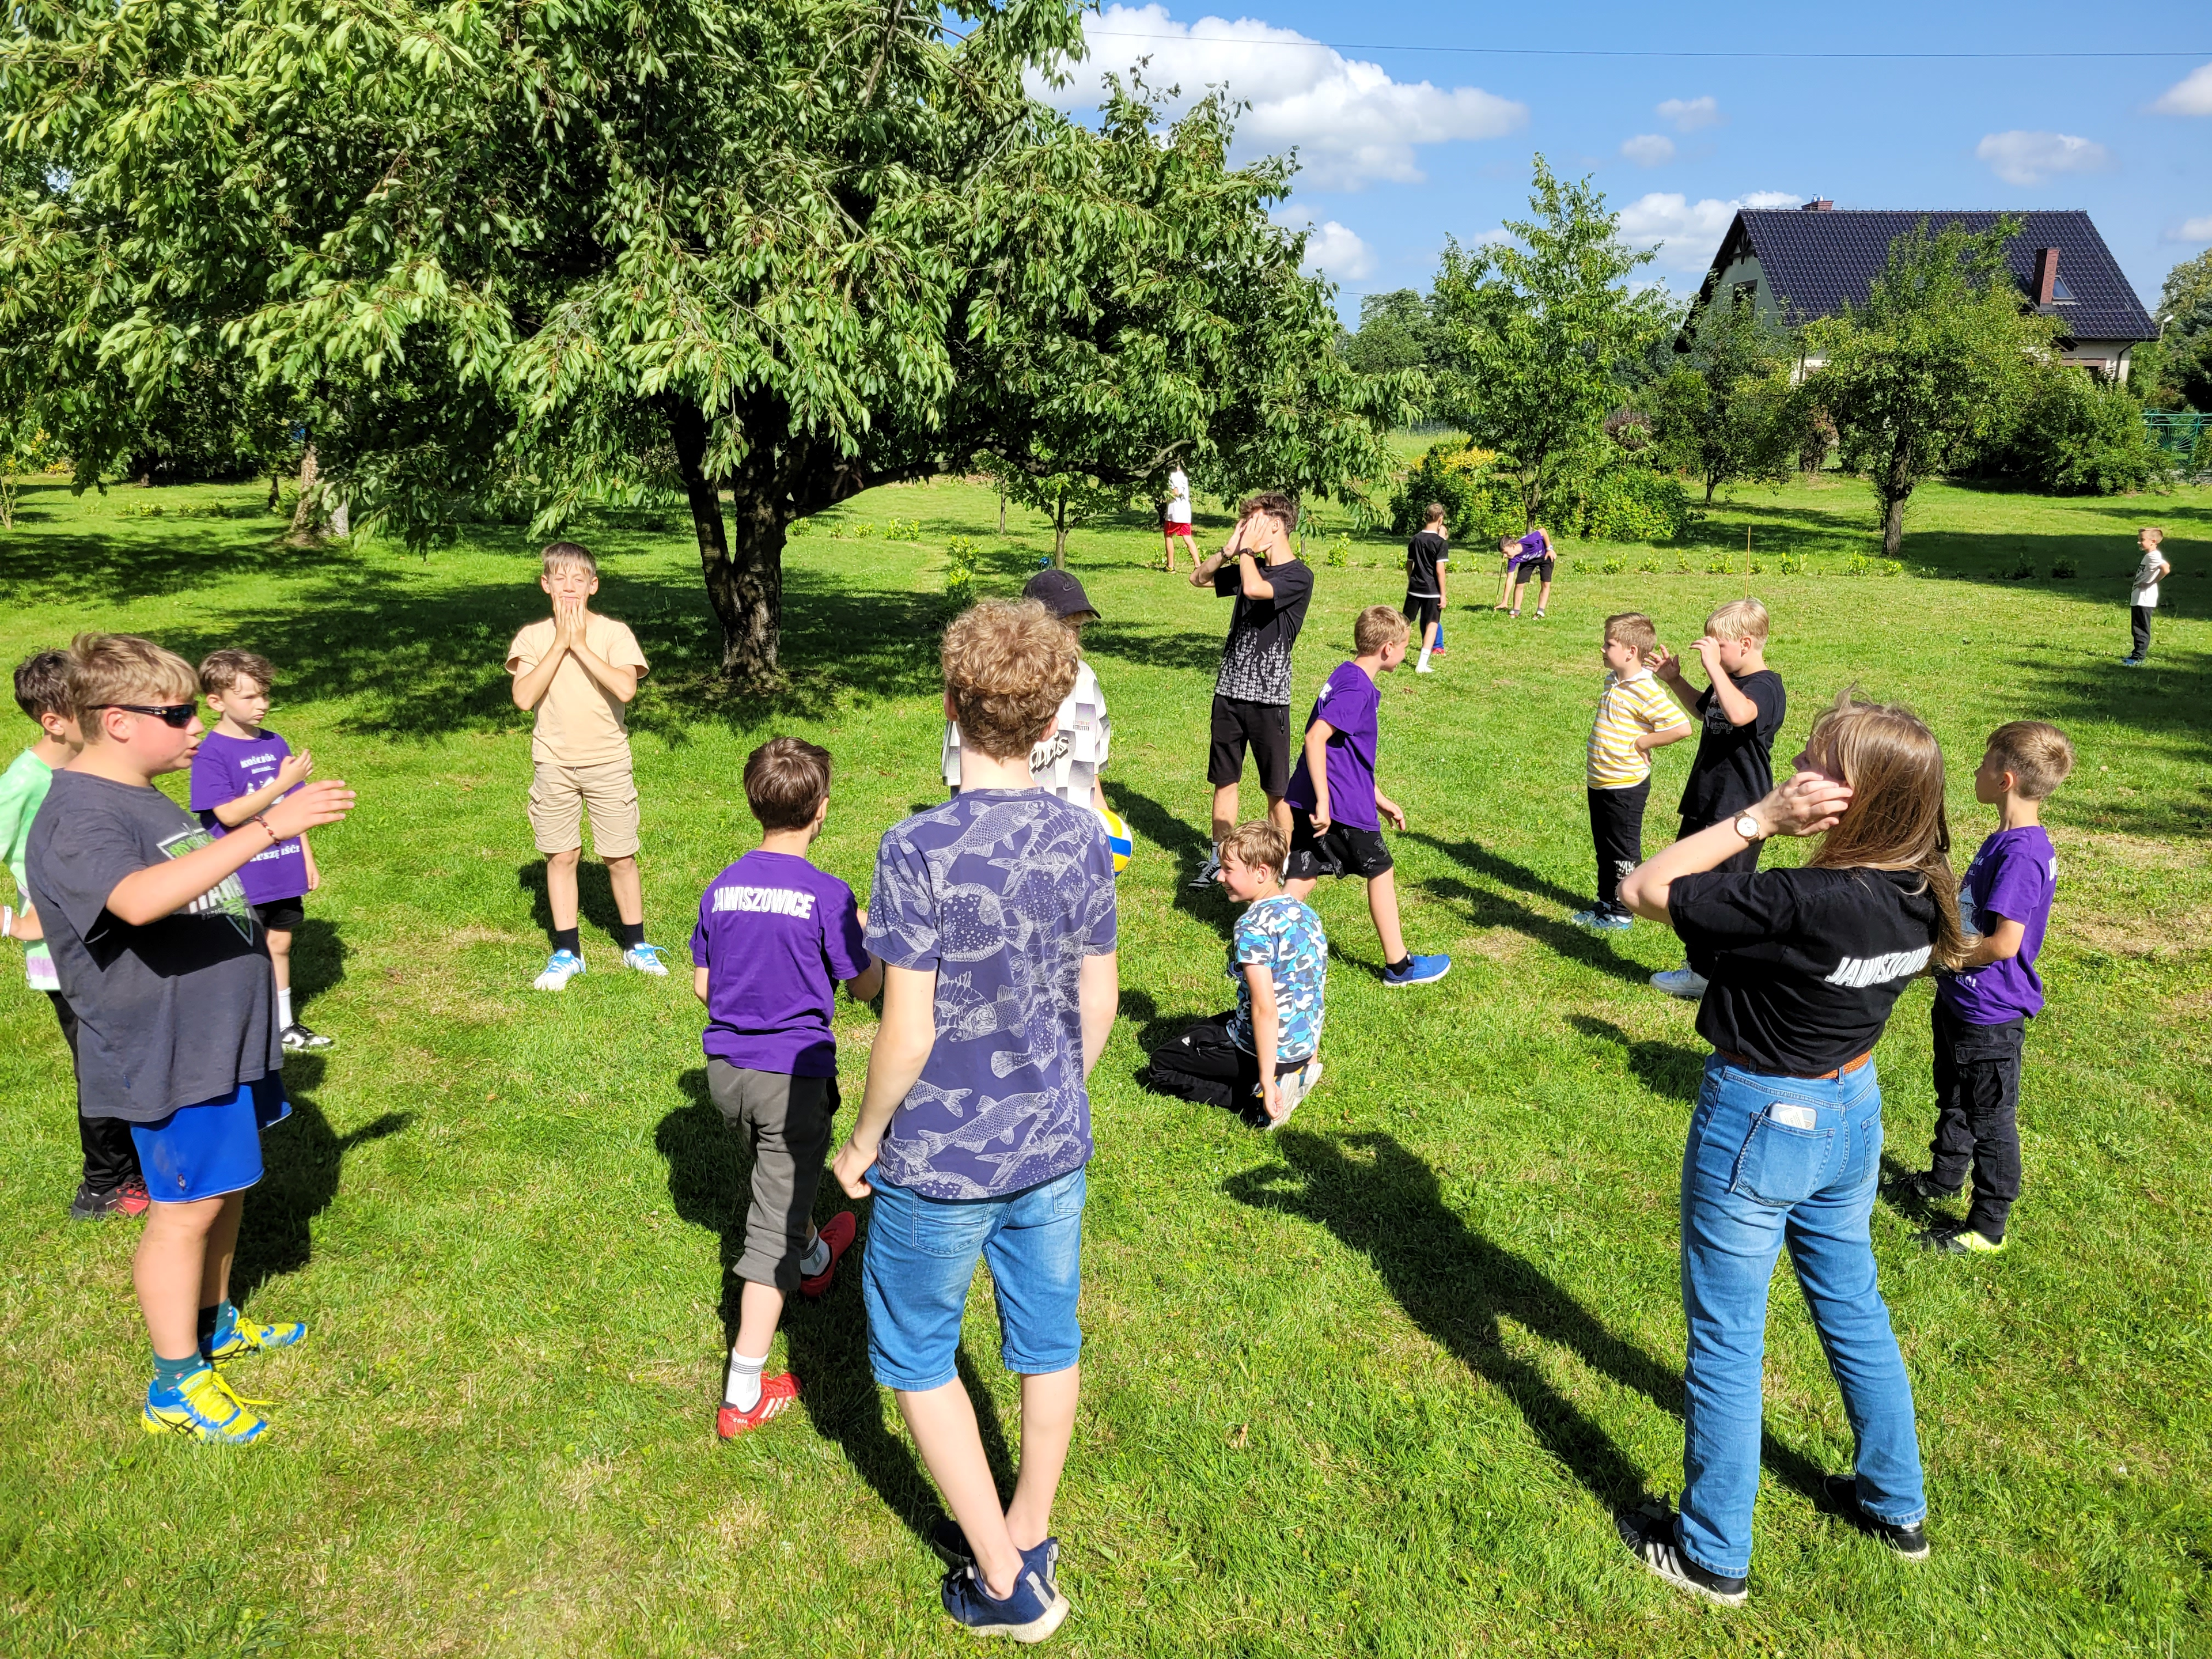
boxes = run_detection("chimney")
[1800,198,1834,212]
[2033,247,2059,304]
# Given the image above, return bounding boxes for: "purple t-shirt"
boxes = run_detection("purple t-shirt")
[188,729,308,906]
[691,850,868,1078]
[1937,827,2056,1024]
[1513,529,1552,566]
[1284,661,1381,832]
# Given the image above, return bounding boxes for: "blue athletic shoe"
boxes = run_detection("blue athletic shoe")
[940,1554,1069,1642]
[532,949,586,991]
[2120,656,2145,668]
[1571,909,1633,933]
[930,1521,1061,1593]
[623,942,671,976]
[1381,953,1452,987]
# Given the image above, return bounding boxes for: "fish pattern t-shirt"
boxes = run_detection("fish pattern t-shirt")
[865,790,1118,1200]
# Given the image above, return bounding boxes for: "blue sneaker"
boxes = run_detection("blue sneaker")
[930,1521,1060,1593]
[532,949,586,991]
[1381,953,1452,987]
[1571,909,1633,933]
[941,1554,1069,1642]
[2120,656,2145,668]
[623,942,671,976]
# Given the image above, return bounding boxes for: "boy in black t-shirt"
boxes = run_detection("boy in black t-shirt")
[1649,599,1785,999]
[1403,504,1449,675]
[1187,492,1315,886]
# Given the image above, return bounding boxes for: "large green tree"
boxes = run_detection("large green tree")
[0,2,1403,680]
[1428,157,1672,529]
[2141,248,2212,411]
[1804,218,2057,556]
[1654,297,1800,504]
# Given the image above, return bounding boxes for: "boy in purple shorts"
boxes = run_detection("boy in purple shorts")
[691,737,881,1440]
[831,599,1118,1643]
[1891,721,2074,1254]
[1283,606,1449,988]
[28,634,354,1441]
[191,649,329,1051]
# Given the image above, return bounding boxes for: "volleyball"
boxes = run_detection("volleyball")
[1098,806,1133,874]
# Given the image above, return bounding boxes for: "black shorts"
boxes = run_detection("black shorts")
[252,897,305,933]
[1403,593,1441,630]
[1285,807,1393,882]
[1208,695,1293,795]
[1513,557,1555,584]
[1142,1010,1309,1120]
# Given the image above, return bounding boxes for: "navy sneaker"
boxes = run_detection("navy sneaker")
[1381,953,1452,987]
[1820,1474,1931,1559]
[940,1555,1069,1642]
[2120,656,2145,668]
[1617,1505,1747,1607]
[1187,851,1222,890]
[1884,1170,1959,1206]
[930,1520,1060,1592]
[1571,909,1633,933]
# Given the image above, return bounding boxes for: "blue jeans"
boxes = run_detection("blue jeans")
[1677,1054,1925,1577]
[861,1164,1085,1392]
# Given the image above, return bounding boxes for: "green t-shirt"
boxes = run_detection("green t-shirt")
[0,747,57,987]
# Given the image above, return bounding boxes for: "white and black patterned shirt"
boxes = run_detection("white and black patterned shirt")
[1213,558,1315,706]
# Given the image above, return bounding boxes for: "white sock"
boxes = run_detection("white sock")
[724,1348,768,1411]
[277,988,293,1029]
[799,1232,830,1278]
[1418,648,1432,669]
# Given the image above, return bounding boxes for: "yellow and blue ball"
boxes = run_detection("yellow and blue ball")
[1097,807,1134,875]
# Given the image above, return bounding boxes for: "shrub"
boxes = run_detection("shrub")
[1705,555,1734,575]
[1845,553,1904,578]
[1570,463,1691,545]
[883,518,922,542]
[1779,552,1810,576]
[1388,442,1518,541]
[2051,558,2077,578]
[1974,369,2174,495]
[1325,533,1351,569]
[2003,554,2035,581]
[1599,553,1627,575]
[787,517,811,537]
[1637,555,1662,574]
[944,536,978,608]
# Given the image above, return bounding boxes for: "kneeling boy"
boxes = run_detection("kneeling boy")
[1145,820,1326,1128]
[694,737,880,1437]
[832,599,1118,1643]
[1283,605,1449,986]
[27,634,354,1441]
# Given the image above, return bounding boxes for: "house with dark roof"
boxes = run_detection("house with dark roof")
[1690,201,2156,381]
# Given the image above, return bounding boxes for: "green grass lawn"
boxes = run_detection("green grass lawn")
[1,467,2207,1657]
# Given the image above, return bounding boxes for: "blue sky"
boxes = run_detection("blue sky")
[1028,1,2211,319]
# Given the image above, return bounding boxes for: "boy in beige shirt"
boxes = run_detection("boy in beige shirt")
[505,541,664,989]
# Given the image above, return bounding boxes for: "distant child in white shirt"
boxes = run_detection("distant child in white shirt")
[1161,466,1195,573]
[2123,527,2169,667]
[942,571,1110,809]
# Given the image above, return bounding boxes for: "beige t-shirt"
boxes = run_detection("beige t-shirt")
[506,615,649,766]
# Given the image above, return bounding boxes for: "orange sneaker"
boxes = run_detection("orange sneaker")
[717,1371,800,1440]
[799,1211,858,1300]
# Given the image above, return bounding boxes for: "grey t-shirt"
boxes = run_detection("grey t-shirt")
[26,770,281,1122]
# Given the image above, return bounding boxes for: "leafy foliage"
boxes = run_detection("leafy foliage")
[1429,158,1672,530]
[1653,300,1801,503]
[1972,367,2174,496]
[1804,218,2058,554]
[1342,290,1450,376]
[2139,249,2212,412]
[1387,442,1518,541]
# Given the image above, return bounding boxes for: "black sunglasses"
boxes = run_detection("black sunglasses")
[91,703,197,729]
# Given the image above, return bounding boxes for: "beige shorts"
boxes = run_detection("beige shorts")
[528,755,640,858]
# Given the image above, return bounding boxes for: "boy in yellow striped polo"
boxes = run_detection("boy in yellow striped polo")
[1574,613,1691,931]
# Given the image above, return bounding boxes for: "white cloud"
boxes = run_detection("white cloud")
[2169,215,2212,243]
[1275,209,1377,279]
[1975,130,2114,187]
[1617,190,1800,272]
[1656,96,1722,132]
[1620,134,1676,167]
[2151,62,2212,116]
[1030,5,1528,190]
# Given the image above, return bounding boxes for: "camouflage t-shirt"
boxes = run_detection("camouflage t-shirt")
[25,769,280,1122]
[1225,893,1327,1063]
[865,789,1118,1200]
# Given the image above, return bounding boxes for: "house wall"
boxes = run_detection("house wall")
[1714,253,1771,317]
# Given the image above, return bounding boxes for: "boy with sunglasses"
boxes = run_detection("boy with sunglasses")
[26,634,355,1442]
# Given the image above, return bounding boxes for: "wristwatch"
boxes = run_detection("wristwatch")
[1732,812,1765,842]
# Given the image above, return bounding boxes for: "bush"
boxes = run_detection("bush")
[1974,369,2174,495]
[883,518,922,542]
[1324,533,1351,569]
[1569,463,1691,545]
[1779,552,1811,577]
[1599,552,1627,575]
[1388,443,1519,542]
[944,536,978,608]
[1845,553,1904,578]
[2051,559,2076,578]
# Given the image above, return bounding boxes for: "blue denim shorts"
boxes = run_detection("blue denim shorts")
[130,1075,290,1204]
[861,1164,1086,1392]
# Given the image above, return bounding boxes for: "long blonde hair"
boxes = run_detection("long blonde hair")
[1804,690,1969,970]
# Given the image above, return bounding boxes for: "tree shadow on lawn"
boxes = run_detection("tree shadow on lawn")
[1080,619,1228,677]
[516,859,630,950]
[233,1055,412,1307]
[1567,1016,1704,1107]
[1225,1130,1832,1515]
[653,1074,1017,1546]
[1104,782,1240,930]
[289,916,349,1017]
[0,485,343,608]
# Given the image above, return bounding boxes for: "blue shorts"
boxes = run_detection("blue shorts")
[130,1075,291,1204]
[861,1164,1085,1392]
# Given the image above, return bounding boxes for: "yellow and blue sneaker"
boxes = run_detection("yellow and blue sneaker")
[206,1305,306,1363]
[143,1366,268,1444]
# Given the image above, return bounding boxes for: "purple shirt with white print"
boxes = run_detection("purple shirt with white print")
[188,729,308,906]
[1937,826,2057,1024]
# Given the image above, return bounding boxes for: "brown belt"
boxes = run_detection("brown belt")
[1715,1048,1872,1082]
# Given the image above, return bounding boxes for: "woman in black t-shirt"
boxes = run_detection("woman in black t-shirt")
[1611,693,1969,1605]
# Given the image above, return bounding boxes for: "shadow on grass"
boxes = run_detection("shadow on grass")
[653,1074,1017,1546]
[1226,1130,1832,1513]
[289,916,349,1016]
[1081,619,1228,677]
[1105,782,1235,928]
[234,1055,411,1306]
[517,859,628,948]
[1402,833,1589,912]
[1567,1016,1704,1107]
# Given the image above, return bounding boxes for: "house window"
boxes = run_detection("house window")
[2050,275,2075,303]
[1732,281,1757,310]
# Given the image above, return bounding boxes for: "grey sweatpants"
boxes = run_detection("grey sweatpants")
[708,1059,838,1292]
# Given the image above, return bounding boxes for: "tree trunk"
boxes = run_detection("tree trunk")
[1881,493,1906,558]
[998,490,1006,535]
[286,444,323,543]
[1052,491,1069,569]
[668,402,783,683]
[1704,475,1718,505]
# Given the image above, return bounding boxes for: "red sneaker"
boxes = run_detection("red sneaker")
[798,1211,858,1300]
[716,1371,800,1440]
[117,1179,151,1218]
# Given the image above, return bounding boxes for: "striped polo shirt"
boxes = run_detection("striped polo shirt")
[1587,669,1688,789]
